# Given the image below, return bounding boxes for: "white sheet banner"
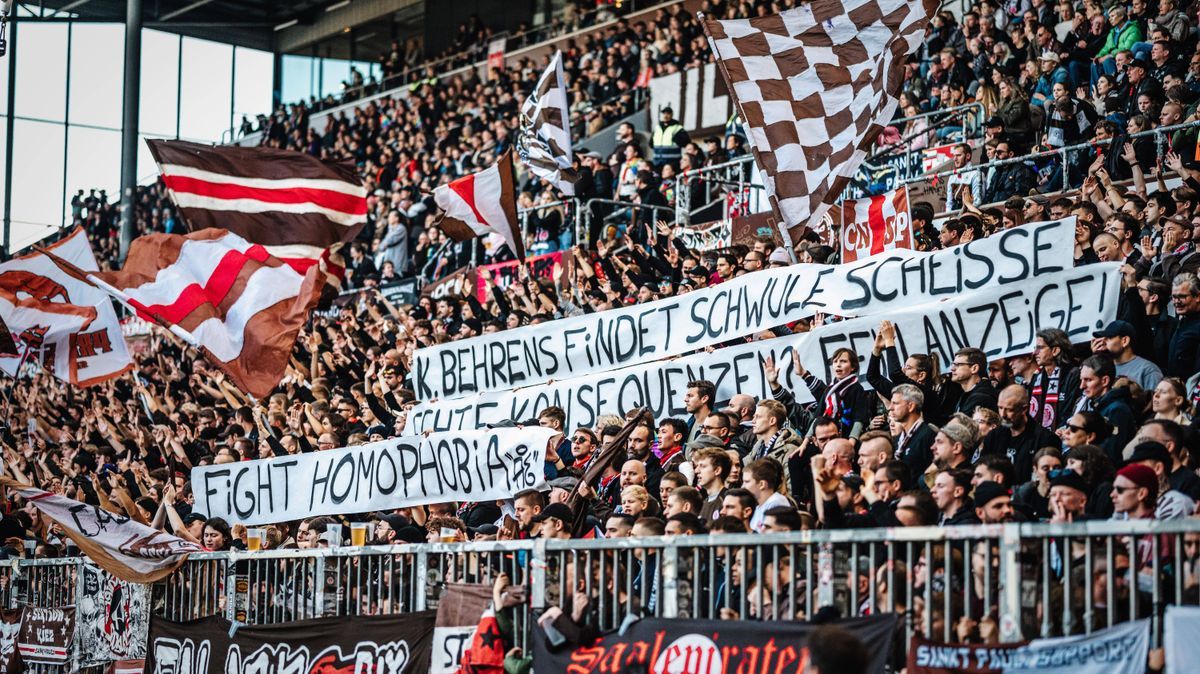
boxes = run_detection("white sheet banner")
[406,264,1120,434]
[412,218,1076,400]
[1165,605,1200,674]
[192,427,553,525]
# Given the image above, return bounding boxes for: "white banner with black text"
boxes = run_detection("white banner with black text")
[411,218,1076,400]
[192,427,552,525]
[406,264,1120,434]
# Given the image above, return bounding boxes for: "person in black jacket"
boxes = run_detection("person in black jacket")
[981,385,1060,483]
[796,347,874,439]
[946,347,999,416]
[888,383,938,478]
[1028,328,1082,432]
[1077,354,1138,465]
[1164,273,1200,378]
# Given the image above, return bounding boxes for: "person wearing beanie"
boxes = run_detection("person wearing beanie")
[973,481,1015,524]
[1129,441,1196,520]
[1111,464,1158,520]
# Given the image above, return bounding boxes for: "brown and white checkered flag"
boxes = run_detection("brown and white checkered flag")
[702,0,937,240]
[517,51,579,195]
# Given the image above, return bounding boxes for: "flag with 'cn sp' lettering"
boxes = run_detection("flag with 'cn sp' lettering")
[839,186,912,263]
[0,227,132,386]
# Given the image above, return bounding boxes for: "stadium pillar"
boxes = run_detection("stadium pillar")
[2,18,16,259]
[271,52,282,111]
[118,0,143,261]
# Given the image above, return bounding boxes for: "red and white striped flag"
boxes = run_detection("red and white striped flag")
[91,229,322,398]
[146,140,367,288]
[434,149,525,260]
[839,186,912,263]
[0,227,132,386]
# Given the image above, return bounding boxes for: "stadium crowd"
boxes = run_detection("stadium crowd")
[7,0,1200,651]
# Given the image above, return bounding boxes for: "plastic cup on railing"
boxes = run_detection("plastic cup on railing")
[22,539,34,559]
[350,522,368,547]
[326,524,343,548]
[246,528,265,551]
[440,527,458,543]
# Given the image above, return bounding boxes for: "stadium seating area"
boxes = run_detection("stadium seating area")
[8,0,1200,666]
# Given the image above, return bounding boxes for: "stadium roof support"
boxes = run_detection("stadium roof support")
[118,0,141,260]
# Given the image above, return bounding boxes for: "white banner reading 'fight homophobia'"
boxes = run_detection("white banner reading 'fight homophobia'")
[411,218,1076,400]
[192,427,552,525]
[405,264,1120,434]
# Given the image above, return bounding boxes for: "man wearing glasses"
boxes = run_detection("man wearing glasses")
[1166,273,1200,378]
[948,347,998,415]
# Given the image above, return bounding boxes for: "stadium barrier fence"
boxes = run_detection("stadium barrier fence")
[4,518,1200,670]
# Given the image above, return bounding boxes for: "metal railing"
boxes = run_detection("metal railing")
[519,199,578,255]
[870,102,987,160]
[675,155,759,226]
[6,518,1200,671]
[906,118,1200,197]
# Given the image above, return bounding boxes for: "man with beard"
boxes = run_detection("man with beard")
[980,385,1058,482]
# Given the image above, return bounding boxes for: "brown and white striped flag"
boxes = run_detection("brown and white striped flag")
[517,51,578,195]
[702,0,937,239]
[89,229,323,398]
[434,149,525,260]
[145,140,367,289]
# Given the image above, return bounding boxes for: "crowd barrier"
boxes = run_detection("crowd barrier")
[6,518,1200,671]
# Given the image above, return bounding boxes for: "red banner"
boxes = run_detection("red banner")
[475,251,564,303]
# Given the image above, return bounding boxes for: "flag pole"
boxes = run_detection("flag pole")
[31,245,202,350]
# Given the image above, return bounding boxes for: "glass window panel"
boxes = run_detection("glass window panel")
[179,37,232,142]
[65,127,121,227]
[281,54,313,107]
[10,120,66,251]
[233,46,273,134]
[321,58,351,98]
[15,24,68,122]
[69,24,125,128]
[140,29,181,138]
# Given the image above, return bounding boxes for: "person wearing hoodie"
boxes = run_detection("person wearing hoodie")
[945,347,999,418]
[1077,353,1138,465]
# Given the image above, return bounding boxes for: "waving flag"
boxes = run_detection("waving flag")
[0,227,132,386]
[702,0,937,240]
[517,51,578,195]
[434,149,524,260]
[145,140,367,289]
[1,478,203,583]
[83,229,322,398]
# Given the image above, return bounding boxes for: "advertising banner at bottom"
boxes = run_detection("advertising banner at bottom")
[144,611,435,674]
[907,619,1149,674]
[534,614,897,673]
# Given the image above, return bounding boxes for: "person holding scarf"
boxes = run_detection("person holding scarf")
[795,348,873,439]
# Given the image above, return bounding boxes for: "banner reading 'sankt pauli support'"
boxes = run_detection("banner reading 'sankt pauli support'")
[406,263,1121,434]
[908,619,1149,674]
[412,218,1077,400]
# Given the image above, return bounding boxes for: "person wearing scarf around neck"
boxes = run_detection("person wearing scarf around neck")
[795,348,873,440]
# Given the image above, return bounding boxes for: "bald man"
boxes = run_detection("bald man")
[979,384,1058,483]
[725,394,758,452]
[620,459,647,489]
[823,438,857,478]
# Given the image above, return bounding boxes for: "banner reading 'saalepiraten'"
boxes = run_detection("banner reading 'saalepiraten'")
[411,218,1075,400]
[908,619,1149,673]
[406,263,1120,434]
[535,614,896,673]
[192,427,551,525]
[145,611,434,674]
